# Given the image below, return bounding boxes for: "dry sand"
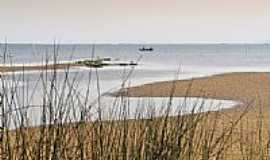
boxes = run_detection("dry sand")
[122,75,269,127]
[120,72,270,156]
[121,71,270,122]
[123,72,270,105]
[121,72,270,115]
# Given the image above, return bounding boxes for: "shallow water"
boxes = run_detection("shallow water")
[3,97,240,128]
[95,97,240,121]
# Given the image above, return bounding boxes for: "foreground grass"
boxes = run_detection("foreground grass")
[2,104,270,160]
[0,109,249,159]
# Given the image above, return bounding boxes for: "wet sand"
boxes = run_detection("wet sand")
[0,60,137,74]
[0,63,83,73]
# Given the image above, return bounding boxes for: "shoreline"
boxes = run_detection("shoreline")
[114,72,270,132]
[0,63,83,73]
[116,72,270,115]
[0,59,138,74]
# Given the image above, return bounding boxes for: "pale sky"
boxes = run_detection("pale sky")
[1,0,270,43]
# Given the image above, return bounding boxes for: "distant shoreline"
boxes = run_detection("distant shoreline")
[0,59,138,73]
[0,63,83,73]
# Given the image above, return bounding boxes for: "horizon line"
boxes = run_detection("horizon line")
[2,42,270,45]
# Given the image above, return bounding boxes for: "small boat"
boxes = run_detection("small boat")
[139,46,154,52]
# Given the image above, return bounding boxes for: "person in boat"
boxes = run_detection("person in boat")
[139,46,153,51]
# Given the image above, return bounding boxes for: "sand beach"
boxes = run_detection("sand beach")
[115,72,270,157]
[121,71,270,117]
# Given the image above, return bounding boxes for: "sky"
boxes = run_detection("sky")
[0,0,270,43]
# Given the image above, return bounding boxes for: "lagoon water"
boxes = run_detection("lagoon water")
[1,44,269,126]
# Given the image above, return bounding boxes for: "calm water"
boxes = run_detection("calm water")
[0,44,268,126]
[3,44,270,90]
